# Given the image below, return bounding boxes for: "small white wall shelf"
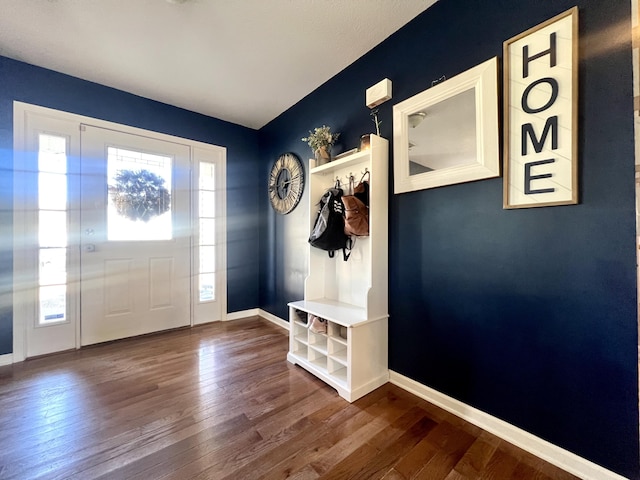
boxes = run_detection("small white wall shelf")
[287,135,389,402]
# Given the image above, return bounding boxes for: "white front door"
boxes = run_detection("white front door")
[79,125,192,345]
[14,103,227,361]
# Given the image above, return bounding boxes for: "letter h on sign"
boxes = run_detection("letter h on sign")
[503,7,578,209]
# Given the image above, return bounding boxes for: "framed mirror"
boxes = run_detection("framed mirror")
[393,57,500,194]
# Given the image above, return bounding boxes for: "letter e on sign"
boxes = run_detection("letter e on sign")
[503,7,578,209]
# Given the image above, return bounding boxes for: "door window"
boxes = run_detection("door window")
[198,161,217,302]
[37,134,68,325]
[107,147,172,241]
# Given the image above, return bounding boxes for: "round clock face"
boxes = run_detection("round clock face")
[268,153,305,214]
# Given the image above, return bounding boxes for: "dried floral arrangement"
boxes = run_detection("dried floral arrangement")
[302,125,340,153]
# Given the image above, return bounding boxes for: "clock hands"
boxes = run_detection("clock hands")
[278,172,301,188]
[269,179,292,192]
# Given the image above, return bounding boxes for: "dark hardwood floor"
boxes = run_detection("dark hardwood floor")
[0,317,579,480]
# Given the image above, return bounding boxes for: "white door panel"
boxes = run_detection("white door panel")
[192,147,226,325]
[14,112,80,358]
[79,125,191,345]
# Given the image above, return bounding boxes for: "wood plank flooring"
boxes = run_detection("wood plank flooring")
[0,317,579,480]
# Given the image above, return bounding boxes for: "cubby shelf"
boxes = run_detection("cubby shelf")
[287,135,389,402]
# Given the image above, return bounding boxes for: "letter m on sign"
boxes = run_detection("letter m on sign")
[522,116,558,155]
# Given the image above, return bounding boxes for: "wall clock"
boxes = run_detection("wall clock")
[268,152,305,214]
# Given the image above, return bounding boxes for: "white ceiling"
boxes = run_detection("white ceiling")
[0,0,437,129]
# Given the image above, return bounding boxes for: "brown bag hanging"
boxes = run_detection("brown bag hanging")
[342,172,369,237]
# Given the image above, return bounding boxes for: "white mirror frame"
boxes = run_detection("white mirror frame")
[393,57,500,194]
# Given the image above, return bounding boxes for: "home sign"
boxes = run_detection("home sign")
[503,7,578,209]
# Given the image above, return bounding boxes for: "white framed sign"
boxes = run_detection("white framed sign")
[503,7,578,209]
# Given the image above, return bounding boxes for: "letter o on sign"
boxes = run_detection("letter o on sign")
[521,77,559,114]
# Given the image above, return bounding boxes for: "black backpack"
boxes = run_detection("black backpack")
[309,187,352,260]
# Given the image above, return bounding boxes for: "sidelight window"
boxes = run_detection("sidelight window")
[37,134,68,325]
[198,162,217,302]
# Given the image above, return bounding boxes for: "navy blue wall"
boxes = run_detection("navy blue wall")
[259,0,639,477]
[0,56,261,355]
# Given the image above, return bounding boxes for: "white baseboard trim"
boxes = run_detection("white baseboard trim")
[225,309,259,321]
[225,309,288,331]
[258,309,289,330]
[0,353,14,366]
[389,371,628,480]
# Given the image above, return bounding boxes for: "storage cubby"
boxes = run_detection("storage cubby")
[287,135,389,402]
[308,330,328,353]
[292,341,308,358]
